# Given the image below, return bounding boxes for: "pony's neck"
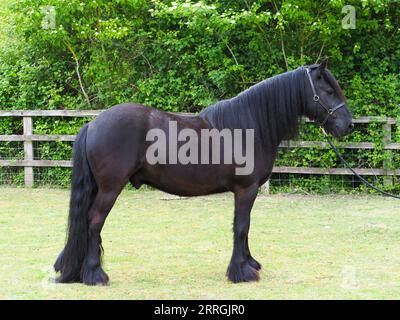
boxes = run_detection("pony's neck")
[200,68,306,152]
[258,69,306,148]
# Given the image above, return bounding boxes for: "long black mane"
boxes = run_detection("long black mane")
[199,67,307,151]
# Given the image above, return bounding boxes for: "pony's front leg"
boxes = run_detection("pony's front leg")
[227,185,260,283]
[246,236,262,271]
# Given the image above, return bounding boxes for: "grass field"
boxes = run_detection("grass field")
[0,187,399,299]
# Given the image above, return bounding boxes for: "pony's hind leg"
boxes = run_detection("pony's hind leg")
[80,189,121,285]
[227,185,260,283]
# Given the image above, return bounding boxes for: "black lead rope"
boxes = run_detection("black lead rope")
[322,129,400,199]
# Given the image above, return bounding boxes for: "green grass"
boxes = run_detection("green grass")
[0,187,400,299]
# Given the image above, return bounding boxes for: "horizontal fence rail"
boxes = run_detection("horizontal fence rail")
[0,110,398,188]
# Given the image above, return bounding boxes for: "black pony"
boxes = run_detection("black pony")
[54,61,353,285]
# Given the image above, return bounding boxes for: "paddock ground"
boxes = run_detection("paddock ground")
[0,187,399,299]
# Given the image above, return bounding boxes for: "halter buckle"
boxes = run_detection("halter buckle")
[313,95,319,102]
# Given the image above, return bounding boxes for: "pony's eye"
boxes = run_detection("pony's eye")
[327,89,334,95]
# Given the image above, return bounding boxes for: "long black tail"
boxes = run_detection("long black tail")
[54,124,98,283]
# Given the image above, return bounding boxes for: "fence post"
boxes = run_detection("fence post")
[23,116,33,187]
[383,121,393,187]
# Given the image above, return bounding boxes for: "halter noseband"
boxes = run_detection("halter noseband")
[304,67,345,126]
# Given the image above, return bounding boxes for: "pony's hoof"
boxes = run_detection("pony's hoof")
[53,250,64,273]
[55,272,81,284]
[81,266,109,286]
[227,260,260,283]
[248,257,262,271]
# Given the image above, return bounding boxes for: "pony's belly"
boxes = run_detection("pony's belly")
[144,181,228,197]
[137,164,231,196]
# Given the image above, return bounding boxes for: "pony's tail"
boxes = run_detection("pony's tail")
[54,124,98,283]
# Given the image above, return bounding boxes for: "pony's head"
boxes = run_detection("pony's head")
[303,60,353,138]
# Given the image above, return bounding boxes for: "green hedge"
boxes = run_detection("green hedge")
[0,0,399,192]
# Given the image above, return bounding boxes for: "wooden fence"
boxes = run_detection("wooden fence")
[0,110,399,188]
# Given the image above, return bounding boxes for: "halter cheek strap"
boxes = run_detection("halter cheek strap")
[305,67,345,126]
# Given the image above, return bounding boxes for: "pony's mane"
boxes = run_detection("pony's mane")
[199,67,306,151]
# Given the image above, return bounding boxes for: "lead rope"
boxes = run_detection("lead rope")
[321,128,400,199]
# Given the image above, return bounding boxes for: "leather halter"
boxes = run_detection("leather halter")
[304,67,345,126]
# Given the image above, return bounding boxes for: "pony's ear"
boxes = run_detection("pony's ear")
[318,58,328,76]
